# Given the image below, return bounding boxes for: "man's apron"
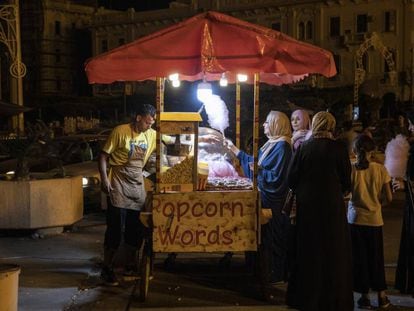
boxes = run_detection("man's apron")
[109,141,146,211]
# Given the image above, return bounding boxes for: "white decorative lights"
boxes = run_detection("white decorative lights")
[168,73,180,88]
[168,73,179,81]
[219,73,228,87]
[237,74,248,82]
[197,81,213,101]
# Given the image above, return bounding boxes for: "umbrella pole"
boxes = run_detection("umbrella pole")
[236,80,241,149]
[252,73,260,191]
[235,80,241,173]
[155,77,165,194]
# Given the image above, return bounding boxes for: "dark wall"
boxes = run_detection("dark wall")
[97,0,172,11]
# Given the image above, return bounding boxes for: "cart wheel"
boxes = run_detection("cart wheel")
[219,252,233,269]
[163,252,176,270]
[139,252,151,302]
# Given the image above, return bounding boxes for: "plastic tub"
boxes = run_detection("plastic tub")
[0,264,20,311]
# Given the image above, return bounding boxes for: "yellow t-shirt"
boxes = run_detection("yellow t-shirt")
[102,123,156,166]
[348,161,391,226]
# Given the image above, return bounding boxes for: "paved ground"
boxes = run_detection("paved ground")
[0,192,414,310]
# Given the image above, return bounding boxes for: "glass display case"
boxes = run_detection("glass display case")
[159,112,202,192]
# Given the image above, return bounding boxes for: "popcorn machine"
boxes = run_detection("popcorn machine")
[157,112,202,193]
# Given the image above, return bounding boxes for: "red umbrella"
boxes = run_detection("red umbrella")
[85,11,336,85]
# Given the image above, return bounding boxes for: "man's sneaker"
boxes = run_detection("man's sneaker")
[100,266,119,286]
[357,296,373,310]
[378,296,391,309]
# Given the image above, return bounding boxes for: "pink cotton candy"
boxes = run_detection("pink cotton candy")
[384,134,410,178]
[208,160,239,177]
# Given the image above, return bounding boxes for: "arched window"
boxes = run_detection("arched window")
[298,22,305,40]
[306,21,313,39]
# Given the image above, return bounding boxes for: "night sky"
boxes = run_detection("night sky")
[96,0,174,11]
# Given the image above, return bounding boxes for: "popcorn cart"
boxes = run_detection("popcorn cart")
[84,11,337,302]
[153,112,259,252]
[136,111,260,301]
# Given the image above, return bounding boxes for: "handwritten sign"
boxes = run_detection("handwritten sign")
[152,191,258,252]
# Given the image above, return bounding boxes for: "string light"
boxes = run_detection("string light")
[219,73,228,87]
[237,74,248,82]
[168,73,179,81]
[172,79,180,87]
[197,81,212,101]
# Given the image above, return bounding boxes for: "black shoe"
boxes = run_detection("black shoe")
[123,265,140,281]
[100,266,119,286]
[378,296,391,309]
[357,296,373,310]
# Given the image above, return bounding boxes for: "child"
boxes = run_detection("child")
[348,134,393,309]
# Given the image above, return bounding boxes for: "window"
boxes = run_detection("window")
[333,54,341,74]
[55,49,61,63]
[101,39,108,52]
[118,38,125,46]
[330,17,340,37]
[271,22,281,31]
[298,22,305,40]
[55,21,61,36]
[56,78,61,91]
[306,21,313,40]
[384,11,396,32]
[356,14,368,33]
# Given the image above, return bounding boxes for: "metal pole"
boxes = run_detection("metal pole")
[155,77,164,194]
[252,73,260,191]
[14,0,23,134]
[0,0,26,134]
[410,47,413,107]
[235,80,240,149]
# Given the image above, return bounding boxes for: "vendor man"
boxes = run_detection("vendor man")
[98,104,156,286]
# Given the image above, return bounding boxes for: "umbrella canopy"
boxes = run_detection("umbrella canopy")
[85,11,336,85]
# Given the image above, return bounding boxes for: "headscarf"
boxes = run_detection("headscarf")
[259,111,292,166]
[406,112,414,125]
[311,111,336,139]
[291,109,311,150]
[291,109,311,131]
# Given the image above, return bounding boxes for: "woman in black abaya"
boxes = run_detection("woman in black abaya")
[395,112,414,294]
[287,111,353,311]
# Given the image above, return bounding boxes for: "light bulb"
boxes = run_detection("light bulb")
[172,79,180,87]
[219,73,228,87]
[197,82,212,101]
[168,73,179,81]
[237,74,248,82]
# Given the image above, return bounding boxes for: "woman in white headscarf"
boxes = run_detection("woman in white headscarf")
[287,111,353,311]
[226,111,292,299]
[291,109,311,151]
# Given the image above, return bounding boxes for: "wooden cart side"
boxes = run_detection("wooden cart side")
[152,191,258,253]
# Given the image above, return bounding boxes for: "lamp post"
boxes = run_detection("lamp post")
[0,0,26,134]
[410,47,414,106]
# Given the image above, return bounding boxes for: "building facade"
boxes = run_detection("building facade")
[88,0,414,109]
[20,0,96,108]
